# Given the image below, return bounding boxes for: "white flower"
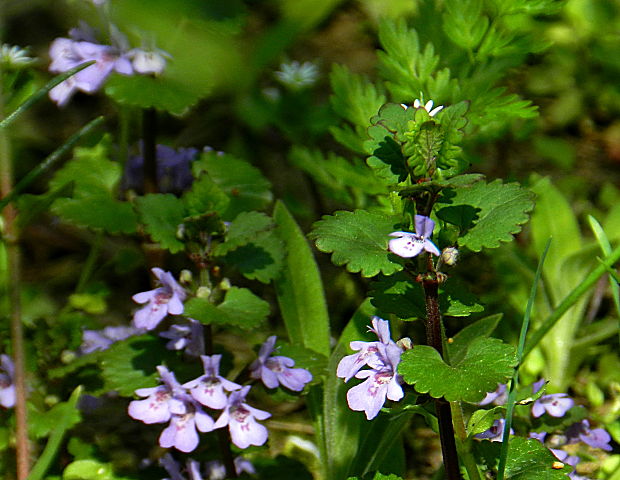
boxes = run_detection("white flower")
[414,98,443,116]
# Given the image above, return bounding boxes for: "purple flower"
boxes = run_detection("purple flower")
[128,366,214,453]
[160,319,205,357]
[123,144,198,194]
[132,268,186,330]
[128,48,169,75]
[160,453,186,480]
[80,325,142,354]
[0,355,15,409]
[250,336,313,391]
[345,342,404,420]
[183,355,241,409]
[566,420,612,451]
[474,418,513,442]
[336,316,397,382]
[213,386,270,449]
[388,215,440,258]
[48,26,133,106]
[478,383,507,406]
[531,379,574,418]
[203,457,255,480]
[529,431,547,443]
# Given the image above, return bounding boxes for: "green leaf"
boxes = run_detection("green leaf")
[467,406,505,437]
[104,74,202,116]
[29,395,82,440]
[365,128,408,184]
[309,210,403,277]
[182,173,229,216]
[436,179,535,251]
[52,195,138,234]
[63,459,135,480]
[448,314,502,364]
[370,272,484,320]
[442,0,488,50]
[504,437,572,479]
[399,337,516,403]
[193,151,272,220]
[214,211,284,283]
[184,287,270,328]
[134,193,186,253]
[273,201,331,356]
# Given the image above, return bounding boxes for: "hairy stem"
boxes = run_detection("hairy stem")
[423,278,462,480]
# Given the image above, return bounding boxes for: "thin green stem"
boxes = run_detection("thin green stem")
[450,401,482,480]
[75,232,103,293]
[522,242,620,359]
[142,108,158,194]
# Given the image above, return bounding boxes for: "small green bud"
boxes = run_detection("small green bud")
[176,223,186,240]
[61,350,77,364]
[441,247,459,266]
[396,337,413,350]
[196,286,212,298]
[219,278,231,291]
[179,269,193,284]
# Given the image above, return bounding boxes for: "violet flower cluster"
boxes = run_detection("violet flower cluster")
[160,453,255,480]
[0,355,15,409]
[388,215,440,258]
[336,316,404,420]
[48,22,168,106]
[128,356,268,452]
[475,379,613,478]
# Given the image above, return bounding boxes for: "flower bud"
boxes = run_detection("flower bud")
[219,278,231,291]
[179,269,193,285]
[441,247,459,266]
[196,286,212,298]
[396,337,413,350]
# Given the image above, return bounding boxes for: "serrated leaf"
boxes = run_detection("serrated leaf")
[182,173,229,216]
[365,128,407,184]
[193,151,272,220]
[399,337,516,403]
[213,212,276,256]
[448,314,502,364]
[134,193,186,253]
[436,180,535,251]
[29,394,82,439]
[184,287,269,328]
[370,272,484,320]
[504,437,572,479]
[52,195,138,234]
[309,210,404,277]
[104,74,202,116]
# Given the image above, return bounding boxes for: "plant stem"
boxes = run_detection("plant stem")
[423,278,462,480]
[450,401,482,480]
[0,102,29,480]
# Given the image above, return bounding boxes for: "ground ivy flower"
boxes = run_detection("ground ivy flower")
[80,325,142,354]
[48,25,133,106]
[0,355,15,409]
[249,336,313,391]
[184,354,241,409]
[531,379,574,418]
[128,48,169,75]
[132,268,186,330]
[474,418,513,442]
[213,385,271,449]
[566,419,612,451]
[388,215,440,258]
[345,341,404,420]
[159,402,214,452]
[203,457,256,480]
[336,316,398,382]
[160,319,205,357]
[478,383,508,406]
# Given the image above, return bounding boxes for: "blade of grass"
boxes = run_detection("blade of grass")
[588,215,620,317]
[0,61,95,130]
[0,116,104,213]
[497,238,551,480]
[523,242,620,359]
[26,386,82,480]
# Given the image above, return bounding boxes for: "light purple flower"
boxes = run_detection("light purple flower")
[132,268,186,330]
[528,431,547,443]
[249,336,313,391]
[80,325,142,354]
[203,457,256,480]
[345,342,404,420]
[531,379,574,418]
[0,354,15,409]
[566,419,612,451]
[388,215,440,258]
[474,418,513,442]
[160,319,205,357]
[213,385,270,449]
[336,316,397,382]
[48,26,133,106]
[128,365,213,453]
[128,48,169,75]
[478,383,507,406]
[160,453,185,480]
[183,355,241,409]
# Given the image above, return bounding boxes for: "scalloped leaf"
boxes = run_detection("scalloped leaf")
[309,210,404,277]
[134,193,186,253]
[52,195,137,234]
[370,272,484,320]
[364,127,408,184]
[104,74,202,116]
[399,337,516,403]
[182,173,229,216]
[448,314,502,364]
[436,179,535,251]
[504,437,572,479]
[184,287,269,328]
[192,151,272,220]
[213,212,275,256]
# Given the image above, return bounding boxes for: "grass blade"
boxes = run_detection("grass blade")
[497,238,551,480]
[588,215,620,317]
